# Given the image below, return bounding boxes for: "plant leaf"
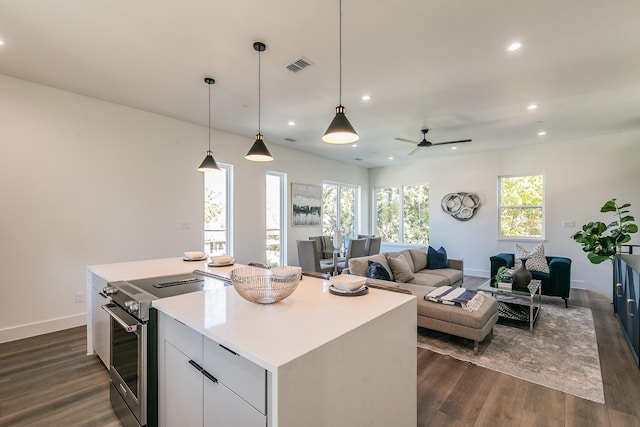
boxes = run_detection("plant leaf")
[601,200,617,212]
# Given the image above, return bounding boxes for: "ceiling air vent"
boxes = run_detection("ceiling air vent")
[286,57,313,73]
[284,138,296,142]
[354,158,363,161]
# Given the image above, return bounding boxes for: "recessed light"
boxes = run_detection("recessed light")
[361,95,371,101]
[388,156,394,160]
[527,104,538,110]
[352,143,358,148]
[0,39,4,46]
[507,41,522,52]
[288,121,295,126]
[451,146,457,150]
[538,130,547,136]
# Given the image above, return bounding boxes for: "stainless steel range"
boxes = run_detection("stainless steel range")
[102,271,229,427]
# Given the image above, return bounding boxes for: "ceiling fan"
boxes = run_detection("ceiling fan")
[395,129,472,156]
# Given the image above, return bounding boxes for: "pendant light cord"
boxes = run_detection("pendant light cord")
[258,48,262,133]
[208,82,212,151]
[339,0,342,105]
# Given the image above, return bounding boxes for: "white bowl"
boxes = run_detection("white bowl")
[330,274,366,292]
[210,255,234,265]
[184,251,205,260]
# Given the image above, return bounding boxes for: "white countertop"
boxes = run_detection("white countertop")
[87,256,230,281]
[88,257,416,372]
[153,276,415,372]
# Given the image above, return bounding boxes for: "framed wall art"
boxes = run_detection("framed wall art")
[292,183,322,227]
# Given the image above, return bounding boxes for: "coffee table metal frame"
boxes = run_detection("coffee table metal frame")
[478,279,542,332]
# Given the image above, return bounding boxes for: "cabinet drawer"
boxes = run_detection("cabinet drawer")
[164,315,202,362]
[204,378,266,427]
[203,338,266,414]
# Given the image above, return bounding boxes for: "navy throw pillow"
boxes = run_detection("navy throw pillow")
[367,260,391,281]
[427,246,448,269]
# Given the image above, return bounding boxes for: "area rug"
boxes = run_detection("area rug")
[417,300,605,403]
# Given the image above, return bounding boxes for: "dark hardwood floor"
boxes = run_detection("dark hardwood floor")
[2,277,640,426]
[0,327,120,427]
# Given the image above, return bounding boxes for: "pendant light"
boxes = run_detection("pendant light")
[197,77,221,172]
[322,0,359,144]
[245,41,274,162]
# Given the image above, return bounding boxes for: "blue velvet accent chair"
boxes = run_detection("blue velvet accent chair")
[490,253,572,307]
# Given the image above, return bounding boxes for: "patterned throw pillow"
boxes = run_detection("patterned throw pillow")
[514,243,549,273]
[367,260,391,281]
[387,254,415,283]
[427,246,448,270]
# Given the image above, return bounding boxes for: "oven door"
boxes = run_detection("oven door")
[103,303,147,427]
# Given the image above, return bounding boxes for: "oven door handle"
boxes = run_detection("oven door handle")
[102,304,139,333]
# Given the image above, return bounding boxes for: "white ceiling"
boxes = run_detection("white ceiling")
[1,0,639,168]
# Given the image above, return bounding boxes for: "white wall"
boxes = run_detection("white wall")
[0,75,368,342]
[370,131,640,298]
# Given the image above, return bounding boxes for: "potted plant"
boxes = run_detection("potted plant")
[571,198,638,264]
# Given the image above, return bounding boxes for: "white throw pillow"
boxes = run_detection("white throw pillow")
[514,243,549,273]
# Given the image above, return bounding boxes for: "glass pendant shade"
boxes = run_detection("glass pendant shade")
[322,105,359,144]
[245,133,273,162]
[197,151,220,172]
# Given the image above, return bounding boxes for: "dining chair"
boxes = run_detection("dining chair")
[336,238,367,273]
[365,237,382,256]
[297,239,334,274]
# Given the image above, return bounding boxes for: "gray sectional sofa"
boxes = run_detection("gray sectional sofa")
[342,248,498,354]
[342,248,464,289]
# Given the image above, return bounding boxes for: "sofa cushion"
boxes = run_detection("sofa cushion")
[349,253,392,278]
[408,248,428,272]
[397,249,416,272]
[367,261,391,281]
[514,243,549,273]
[424,268,464,286]
[408,273,450,287]
[427,246,448,269]
[398,283,498,329]
[387,254,415,283]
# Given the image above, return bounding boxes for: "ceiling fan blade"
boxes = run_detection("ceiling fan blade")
[408,146,422,156]
[395,137,419,144]
[432,139,472,146]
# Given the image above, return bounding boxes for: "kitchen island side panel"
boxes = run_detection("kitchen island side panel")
[273,298,417,427]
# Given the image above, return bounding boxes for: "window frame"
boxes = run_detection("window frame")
[266,171,287,266]
[204,163,233,255]
[373,183,430,245]
[497,173,545,241]
[322,181,361,240]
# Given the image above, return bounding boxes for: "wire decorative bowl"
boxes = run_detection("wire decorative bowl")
[230,266,302,304]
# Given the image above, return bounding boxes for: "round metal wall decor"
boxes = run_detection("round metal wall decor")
[441,192,480,221]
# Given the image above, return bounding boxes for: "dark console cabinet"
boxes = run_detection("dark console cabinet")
[614,254,640,366]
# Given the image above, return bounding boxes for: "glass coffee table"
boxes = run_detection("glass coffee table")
[478,279,542,332]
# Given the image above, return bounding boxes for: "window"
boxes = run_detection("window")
[498,174,544,239]
[266,171,286,266]
[322,182,360,243]
[375,185,429,244]
[204,164,233,255]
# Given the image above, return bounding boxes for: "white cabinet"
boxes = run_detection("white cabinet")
[88,272,110,368]
[159,313,267,427]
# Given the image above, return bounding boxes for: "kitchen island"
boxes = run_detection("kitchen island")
[87,258,417,426]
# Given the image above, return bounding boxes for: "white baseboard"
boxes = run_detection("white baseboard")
[0,313,86,344]
[464,268,490,278]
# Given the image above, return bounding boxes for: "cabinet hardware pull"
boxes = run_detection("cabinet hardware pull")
[627,299,635,317]
[202,369,218,383]
[616,283,623,297]
[188,360,203,372]
[219,344,238,356]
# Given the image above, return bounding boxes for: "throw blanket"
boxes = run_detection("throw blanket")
[424,286,485,312]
